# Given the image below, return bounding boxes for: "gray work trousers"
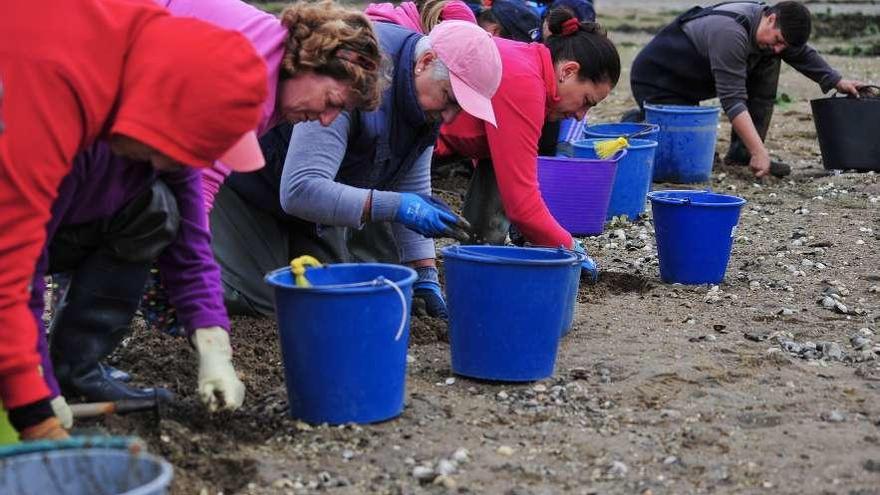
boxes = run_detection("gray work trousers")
[210,185,399,317]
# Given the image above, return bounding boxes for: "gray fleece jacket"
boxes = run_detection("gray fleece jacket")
[682,2,841,119]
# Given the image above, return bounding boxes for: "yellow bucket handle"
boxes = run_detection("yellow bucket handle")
[290,255,322,287]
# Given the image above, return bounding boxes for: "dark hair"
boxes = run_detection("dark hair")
[478,0,541,42]
[767,1,812,47]
[544,7,620,86]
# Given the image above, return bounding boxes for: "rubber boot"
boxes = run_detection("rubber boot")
[461,159,510,245]
[50,273,132,383]
[50,253,173,402]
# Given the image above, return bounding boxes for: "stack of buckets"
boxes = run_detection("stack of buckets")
[580,123,660,220]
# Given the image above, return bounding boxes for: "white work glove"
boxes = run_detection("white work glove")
[193,327,245,412]
[50,395,73,429]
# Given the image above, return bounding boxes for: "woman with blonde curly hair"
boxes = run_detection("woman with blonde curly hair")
[43,0,383,413]
[153,0,384,207]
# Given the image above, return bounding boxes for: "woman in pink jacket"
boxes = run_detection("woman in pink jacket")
[136,0,385,334]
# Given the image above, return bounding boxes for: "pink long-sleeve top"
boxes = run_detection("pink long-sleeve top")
[435,38,572,248]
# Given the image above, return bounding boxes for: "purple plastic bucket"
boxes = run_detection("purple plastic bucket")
[537,152,624,236]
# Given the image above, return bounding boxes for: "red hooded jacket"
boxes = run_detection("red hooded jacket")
[0,0,266,409]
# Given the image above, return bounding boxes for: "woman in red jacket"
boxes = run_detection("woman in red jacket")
[0,0,266,441]
[435,8,619,256]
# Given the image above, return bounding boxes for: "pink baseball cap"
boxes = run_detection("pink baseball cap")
[428,21,502,127]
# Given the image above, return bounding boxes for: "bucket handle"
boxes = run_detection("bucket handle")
[648,188,715,205]
[829,84,880,98]
[374,276,408,341]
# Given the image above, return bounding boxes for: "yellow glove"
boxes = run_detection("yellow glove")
[193,327,245,412]
[50,396,73,429]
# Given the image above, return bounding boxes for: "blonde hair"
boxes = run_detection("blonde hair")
[280,0,383,111]
[419,0,449,33]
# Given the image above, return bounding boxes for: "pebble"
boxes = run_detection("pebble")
[821,296,837,309]
[497,390,509,400]
[869,285,880,293]
[444,377,456,386]
[342,450,355,460]
[497,445,515,456]
[436,459,457,476]
[663,456,678,465]
[859,328,875,337]
[533,384,547,393]
[607,460,629,477]
[851,336,871,350]
[452,448,470,464]
[778,308,795,316]
[412,466,435,481]
[433,475,457,489]
[822,410,846,423]
[272,479,295,489]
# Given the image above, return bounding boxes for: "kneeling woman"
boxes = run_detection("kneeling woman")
[435,8,619,260]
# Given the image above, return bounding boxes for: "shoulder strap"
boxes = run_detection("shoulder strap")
[680,1,760,30]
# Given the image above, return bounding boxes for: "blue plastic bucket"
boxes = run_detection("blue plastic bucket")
[583,122,660,143]
[0,448,172,495]
[572,139,658,220]
[561,250,586,337]
[645,104,721,183]
[648,190,746,284]
[442,246,578,381]
[265,263,416,424]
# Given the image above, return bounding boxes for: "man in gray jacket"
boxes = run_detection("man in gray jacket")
[630,1,865,178]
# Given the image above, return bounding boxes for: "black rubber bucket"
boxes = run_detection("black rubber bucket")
[811,85,880,171]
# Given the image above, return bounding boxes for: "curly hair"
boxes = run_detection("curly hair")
[419,0,448,33]
[280,0,383,111]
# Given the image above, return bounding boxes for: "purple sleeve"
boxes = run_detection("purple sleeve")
[30,174,78,399]
[30,255,60,399]
[157,168,230,334]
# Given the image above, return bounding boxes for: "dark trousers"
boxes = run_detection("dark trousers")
[210,185,399,317]
[461,159,510,245]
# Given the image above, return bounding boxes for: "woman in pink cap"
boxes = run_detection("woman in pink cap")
[435,7,620,276]
[365,0,478,33]
[210,21,502,320]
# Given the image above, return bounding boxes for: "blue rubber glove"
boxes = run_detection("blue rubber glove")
[572,239,599,283]
[396,193,471,242]
[412,266,449,319]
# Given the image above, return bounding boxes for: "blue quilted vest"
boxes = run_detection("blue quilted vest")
[335,22,440,190]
